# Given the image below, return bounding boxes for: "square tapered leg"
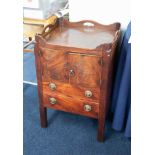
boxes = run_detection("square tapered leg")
[40,105,47,128]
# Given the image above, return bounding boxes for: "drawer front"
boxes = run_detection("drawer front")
[42,90,99,118]
[42,80,100,102]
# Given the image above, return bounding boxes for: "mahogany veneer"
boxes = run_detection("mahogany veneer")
[34,18,121,142]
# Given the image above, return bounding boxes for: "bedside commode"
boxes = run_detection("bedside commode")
[34,18,120,141]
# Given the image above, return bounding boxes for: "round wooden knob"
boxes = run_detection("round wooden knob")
[84,104,92,112]
[85,90,92,98]
[49,83,56,91]
[49,97,57,104]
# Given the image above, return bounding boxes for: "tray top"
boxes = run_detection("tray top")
[43,18,120,49]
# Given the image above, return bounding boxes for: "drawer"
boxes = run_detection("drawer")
[42,91,99,118]
[42,80,100,102]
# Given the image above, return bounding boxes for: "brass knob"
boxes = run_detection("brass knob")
[85,90,92,98]
[84,104,92,112]
[49,83,56,91]
[49,97,57,104]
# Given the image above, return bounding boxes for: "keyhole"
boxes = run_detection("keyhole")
[69,69,75,76]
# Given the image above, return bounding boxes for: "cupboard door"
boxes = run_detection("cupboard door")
[39,48,69,82]
[68,53,101,88]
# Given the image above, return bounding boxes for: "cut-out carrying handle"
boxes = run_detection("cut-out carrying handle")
[82,21,95,32]
[41,18,58,37]
[68,19,98,28]
[83,22,95,27]
[41,24,54,37]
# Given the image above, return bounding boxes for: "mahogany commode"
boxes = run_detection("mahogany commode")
[34,18,121,142]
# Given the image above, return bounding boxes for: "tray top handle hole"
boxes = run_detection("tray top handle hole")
[83,22,95,27]
[45,27,50,33]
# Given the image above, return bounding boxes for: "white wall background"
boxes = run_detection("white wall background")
[69,0,130,29]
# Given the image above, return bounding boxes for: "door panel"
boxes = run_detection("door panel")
[68,53,101,88]
[39,48,101,88]
[39,48,69,82]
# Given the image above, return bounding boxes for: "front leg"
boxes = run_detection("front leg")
[40,105,48,128]
[97,111,105,142]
